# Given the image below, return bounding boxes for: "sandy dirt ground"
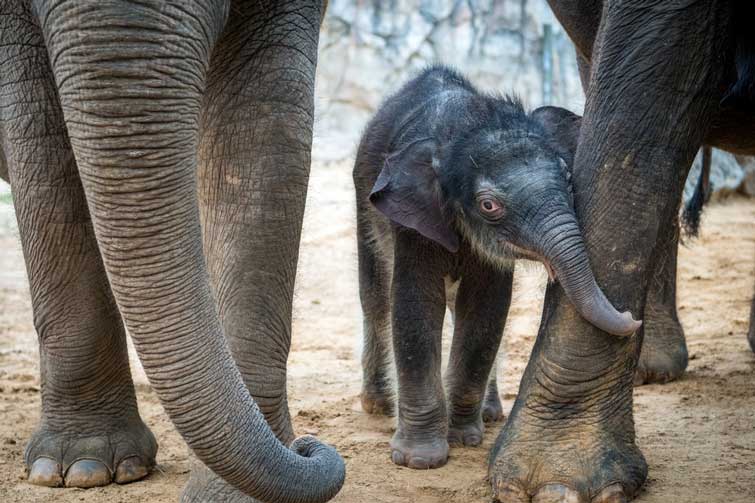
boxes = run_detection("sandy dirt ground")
[0,160,754,503]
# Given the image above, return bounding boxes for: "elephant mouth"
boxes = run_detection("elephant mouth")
[506,243,556,281]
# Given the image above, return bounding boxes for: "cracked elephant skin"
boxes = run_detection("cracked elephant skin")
[0,1,343,502]
[487,1,755,502]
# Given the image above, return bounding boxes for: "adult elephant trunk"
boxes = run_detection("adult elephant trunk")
[35,2,344,502]
[537,211,642,337]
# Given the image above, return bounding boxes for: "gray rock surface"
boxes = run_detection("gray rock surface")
[736,155,755,197]
[684,150,755,203]
[315,1,754,200]
[314,0,583,160]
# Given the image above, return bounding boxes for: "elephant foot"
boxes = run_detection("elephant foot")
[447,418,484,447]
[360,387,395,416]
[25,417,157,488]
[390,430,448,469]
[482,391,505,423]
[489,423,647,502]
[182,460,256,503]
[634,313,687,385]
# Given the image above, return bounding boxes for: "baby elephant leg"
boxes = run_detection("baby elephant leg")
[444,274,504,423]
[390,233,449,469]
[357,217,394,415]
[446,261,513,447]
[482,355,505,423]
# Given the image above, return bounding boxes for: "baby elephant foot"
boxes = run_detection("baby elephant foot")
[25,419,157,488]
[482,392,505,423]
[634,316,687,385]
[360,387,395,416]
[490,427,647,502]
[447,419,484,447]
[390,430,449,469]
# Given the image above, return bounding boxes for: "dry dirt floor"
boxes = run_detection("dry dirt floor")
[0,160,754,503]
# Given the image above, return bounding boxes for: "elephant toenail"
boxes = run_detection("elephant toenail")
[391,450,406,466]
[493,481,529,502]
[115,456,150,484]
[533,483,585,503]
[408,456,429,469]
[28,457,63,487]
[483,408,504,423]
[592,484,628,502]
[64,459,111,488]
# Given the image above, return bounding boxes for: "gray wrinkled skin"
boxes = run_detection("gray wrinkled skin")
[489,1,755,502]
[0,1,343,502]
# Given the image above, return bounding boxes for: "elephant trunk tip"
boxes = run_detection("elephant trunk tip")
[291,435,339,460]
[291,435,346,502]
[606,311,643,337]
[539,226,643,338]
[570,289,642,337]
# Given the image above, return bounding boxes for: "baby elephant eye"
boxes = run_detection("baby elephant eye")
[477,196,504,220]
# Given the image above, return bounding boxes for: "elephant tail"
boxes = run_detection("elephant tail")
[0,145,8,184]
[682,145,711,238]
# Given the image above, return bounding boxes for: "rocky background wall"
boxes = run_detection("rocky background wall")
[312,0,755,199]
[313,0,582,160]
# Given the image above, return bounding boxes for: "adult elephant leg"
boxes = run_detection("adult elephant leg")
[35,1,343,502]
[635,219,688,385]
[489,2,729,502]
[182,1,328,501]
[0,4,155,488]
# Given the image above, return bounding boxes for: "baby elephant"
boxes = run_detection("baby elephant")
[353,66,641,469]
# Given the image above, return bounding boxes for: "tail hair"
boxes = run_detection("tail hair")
[681,146,712,237]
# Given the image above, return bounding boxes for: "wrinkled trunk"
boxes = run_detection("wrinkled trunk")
[537,211,642,337]
[35,1,344,502]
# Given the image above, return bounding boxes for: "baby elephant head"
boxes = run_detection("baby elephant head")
[369,106,641,337]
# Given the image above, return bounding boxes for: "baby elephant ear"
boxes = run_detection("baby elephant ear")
[369,138,460,252]
[531,106,582,166]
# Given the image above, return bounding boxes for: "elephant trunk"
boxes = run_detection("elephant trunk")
[35,3,344,502]
[537,211,642,337]
[76,169,345,502]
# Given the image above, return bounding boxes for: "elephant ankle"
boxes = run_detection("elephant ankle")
[636,309,688,385]
[360,382,395,416]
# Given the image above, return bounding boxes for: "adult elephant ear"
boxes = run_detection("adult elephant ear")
[369,138,460,252]
[531,106,582,165]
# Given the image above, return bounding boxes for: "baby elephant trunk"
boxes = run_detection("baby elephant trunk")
[537,213,642,337]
